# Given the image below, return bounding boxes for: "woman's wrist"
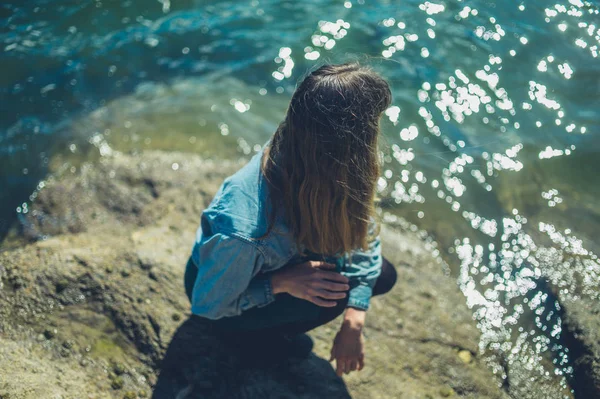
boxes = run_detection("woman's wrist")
[343,307,366,330]
[270,271,287,294]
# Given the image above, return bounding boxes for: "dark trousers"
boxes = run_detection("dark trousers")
[184,256,397,336]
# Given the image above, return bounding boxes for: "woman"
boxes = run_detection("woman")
[184,61,397,377]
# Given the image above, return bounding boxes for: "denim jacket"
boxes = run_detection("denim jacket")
[189,147,382,319]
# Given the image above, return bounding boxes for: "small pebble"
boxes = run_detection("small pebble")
[111,376,124,390]
[55,279,69,293]
[113,362,126,375]
[139,259,153,270]
[458,350,472,364]
[44,328,57,339]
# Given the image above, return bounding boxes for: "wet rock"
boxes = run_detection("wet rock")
[558,295,600,398]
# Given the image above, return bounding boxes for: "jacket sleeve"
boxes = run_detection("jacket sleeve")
[190,231,275,319]
[344,220,383,311]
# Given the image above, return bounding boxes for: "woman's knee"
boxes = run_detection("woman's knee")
[184,257,197,303]
[372,257,397,296]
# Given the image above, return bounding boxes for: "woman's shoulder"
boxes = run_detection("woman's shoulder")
[203,149,287,240]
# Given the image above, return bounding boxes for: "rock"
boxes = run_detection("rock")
[55,279,70,293]
[557,295,600,398]
[60,347,71,358]
[111,375,125,389]
[44,328,57,340]
[458,350,473,364]
[148,269,159,281]
[0,151,510,399]
[113,362,127,376]
[138,257,154,270]
[62,340,75,349]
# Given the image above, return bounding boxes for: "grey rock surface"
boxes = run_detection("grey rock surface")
[1,150,510,398]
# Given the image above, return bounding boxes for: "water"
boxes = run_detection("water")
[1,0,599,396]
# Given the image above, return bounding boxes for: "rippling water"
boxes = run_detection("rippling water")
[2,1,599,397]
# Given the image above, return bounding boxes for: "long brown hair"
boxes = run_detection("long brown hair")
[261,61,392,256]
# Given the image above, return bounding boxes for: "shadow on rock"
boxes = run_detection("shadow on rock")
[153,316,351,399]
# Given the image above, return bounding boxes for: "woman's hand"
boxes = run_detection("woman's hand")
[270,261,350,307]
[330,308,366,376]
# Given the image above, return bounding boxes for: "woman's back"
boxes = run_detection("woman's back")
[190,147,301,276]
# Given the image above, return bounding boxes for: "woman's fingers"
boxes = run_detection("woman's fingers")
[330,340,337,362]
[310,296,337,307]
[336,358,345,376]
[311,288,346,300]
[343,359,350,374]
[309,261,336,270]
[316,280,350,292]
[358,356,365,370]
[349,360,358,372]
[316,270,349,284]
[334,357,364,376]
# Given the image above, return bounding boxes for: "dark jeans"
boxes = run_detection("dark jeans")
[184,256,397,336]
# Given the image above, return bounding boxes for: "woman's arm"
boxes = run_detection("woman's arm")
[330,307,366,375]
[330,219,382,375]
[190,232,274,319]
[344,226,383,311]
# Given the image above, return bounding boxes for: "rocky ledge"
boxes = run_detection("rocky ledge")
[0,150,512,398]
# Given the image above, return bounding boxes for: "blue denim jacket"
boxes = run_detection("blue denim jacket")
[189,147,383,319]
